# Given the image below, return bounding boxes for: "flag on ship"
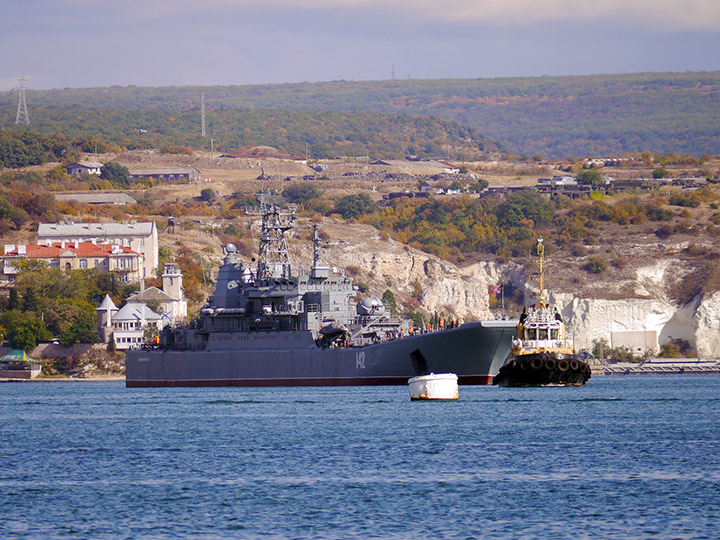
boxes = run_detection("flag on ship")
[490,284,502,295]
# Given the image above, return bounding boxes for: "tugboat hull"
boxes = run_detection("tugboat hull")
[492,352,591,387]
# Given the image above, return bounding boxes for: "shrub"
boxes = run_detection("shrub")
[655,225,673,239]
[584,256,607,274]
[162,146,193,155]
[611,258,627,269]
[283,183,322,204]
[569,243,587,257]
[200,188,215,202]
[669,194,700,208]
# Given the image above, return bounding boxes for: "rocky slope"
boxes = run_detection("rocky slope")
[305,221,719,359]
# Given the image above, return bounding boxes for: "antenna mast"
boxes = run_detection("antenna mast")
[247,193,297,281]
[15,76,30,126]
[201,93,206,137]
[535,238,548,305]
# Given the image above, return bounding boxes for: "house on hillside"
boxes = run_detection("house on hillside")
[128,168,201,183]
[54,193,137,205]
[1,241,144,288]
[65,162,103,176]
[37,221,159,280]
[96,263,187,349]
[97,297,164,350]
[537,176,576,186]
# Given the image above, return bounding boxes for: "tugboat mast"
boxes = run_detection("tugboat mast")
[535,238,546,305]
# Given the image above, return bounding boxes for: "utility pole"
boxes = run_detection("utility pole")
[15,76,30,126]
[201,93,206,137]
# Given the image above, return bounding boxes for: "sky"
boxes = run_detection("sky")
[1,0,720,91]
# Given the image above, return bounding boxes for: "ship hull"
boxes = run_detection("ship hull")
[492,352,591,387]
[125,320,517,387]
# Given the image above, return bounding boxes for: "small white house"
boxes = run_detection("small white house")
[65,162,103,176]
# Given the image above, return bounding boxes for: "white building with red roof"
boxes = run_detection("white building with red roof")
[37,221,158,280]
[1,241,144,287]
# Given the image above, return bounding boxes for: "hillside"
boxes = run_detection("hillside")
[1,147,720,358]
[0,108,499,161]
[2,72,719,158]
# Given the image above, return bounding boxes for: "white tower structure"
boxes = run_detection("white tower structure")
[96,294,119,343]
[15,76,30,126]
[162,263,183,300]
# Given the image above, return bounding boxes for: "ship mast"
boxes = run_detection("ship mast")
[249,192,296,281]
[535,238,547,306]
[312,225,321,268]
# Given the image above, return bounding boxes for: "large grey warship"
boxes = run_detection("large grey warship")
[125,197,517,387]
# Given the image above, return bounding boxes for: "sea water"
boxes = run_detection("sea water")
[1,376,718,540]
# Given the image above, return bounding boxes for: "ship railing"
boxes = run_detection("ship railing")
[352,315,405,326]
[513,338,571,349]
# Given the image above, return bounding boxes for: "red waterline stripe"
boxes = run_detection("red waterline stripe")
[126,375,493,388]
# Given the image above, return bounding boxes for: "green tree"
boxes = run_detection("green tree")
[576,169,604,188]
[0,310,50,351]
[200,188,215,202]
[652,168,670,179]
[497,189,553,227]
[100,162,131,186]
[283,183,322,204]
[156,246,173,279]
[335,193,374,219]
[0,195,15,220]
[381,289,398,314]
[9,207,30,229]
[473,179,489,192]
[58,301,100,346]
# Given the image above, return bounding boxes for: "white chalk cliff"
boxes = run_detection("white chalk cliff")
[316,223,719,359]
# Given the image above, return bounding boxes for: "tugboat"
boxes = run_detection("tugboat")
[493,239,591,387]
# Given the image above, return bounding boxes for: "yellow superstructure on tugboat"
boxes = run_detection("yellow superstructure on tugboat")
[493,239,591,387]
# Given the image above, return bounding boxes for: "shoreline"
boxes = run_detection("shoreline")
[1,375,125,383]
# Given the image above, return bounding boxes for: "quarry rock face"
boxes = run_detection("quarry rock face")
[695,292,720,358]
[316,224,719,358]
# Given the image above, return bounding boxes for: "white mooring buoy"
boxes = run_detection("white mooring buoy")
[408,373,459,401]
